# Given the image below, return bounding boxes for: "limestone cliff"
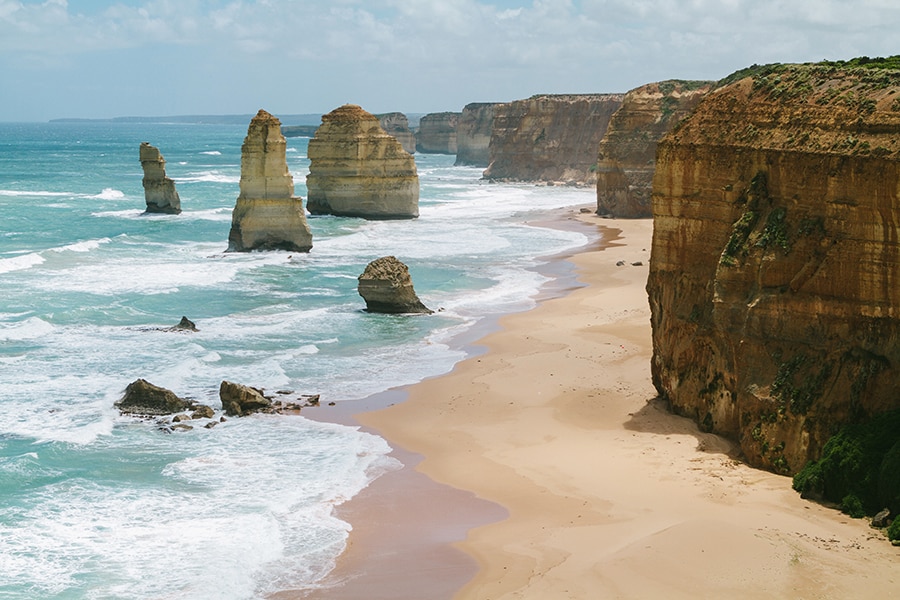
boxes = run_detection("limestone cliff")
[378,112,417,154]
[647,60,900,474]
[416,112,459,154]
[483,94,624,185]
[227,109,313,252]
[306,104,419,219]
[139,142,181,214]
[596,80,713,218]
[455,102,496,167]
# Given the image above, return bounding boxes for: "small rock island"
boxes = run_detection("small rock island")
[139,142,182,214]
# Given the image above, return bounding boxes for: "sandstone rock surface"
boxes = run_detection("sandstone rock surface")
[483,94,624,185]
[219,380,271,416]
[416,112,459,154]
[139,142,181,214]
[455,103,496,167]
[378,112,417,154]
[116,379,190,415]
[306,104,419,219]
[596,80,712,218]
[647,61,900,473]
[358,256,432,314]
[227,110,313,252]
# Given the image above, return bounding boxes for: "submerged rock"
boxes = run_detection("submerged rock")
[306,104,419,219]
[116,379,191,415]
[227,110,313,252]
[139,142,181,214]
[358,256,432,314]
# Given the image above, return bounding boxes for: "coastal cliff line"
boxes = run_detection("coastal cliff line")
[647,60,900,474]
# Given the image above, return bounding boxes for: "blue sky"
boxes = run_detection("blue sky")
[1,0,898,121]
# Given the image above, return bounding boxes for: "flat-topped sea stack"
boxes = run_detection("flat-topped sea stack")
[227,110,312,252]
[377,112,416,154]
[647,60,900,474]
[416,112,459,154]
[139,142,181,214]
[596,80,713,218]
[455,102,496,167]
[306,104,419,219]
[483,93,624,185]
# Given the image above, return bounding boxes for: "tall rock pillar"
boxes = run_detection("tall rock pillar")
[139,142,182,214]
[227,110,312,252]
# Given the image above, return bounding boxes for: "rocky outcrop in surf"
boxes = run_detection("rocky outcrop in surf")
[139,142,181,214]
[596,80,713,218]
[455,102,496,167]
[116,379,191,415]
[378,112,417,154]
[647,60,900,474]
[358,256,432,314]
[416,112,459,154]
[306,104,419,219]
[227,110,313,252]
[483,94,624,185]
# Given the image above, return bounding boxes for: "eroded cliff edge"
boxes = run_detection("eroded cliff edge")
[647,61,900,474]
[596,80,713,218]
[484,94,624,185]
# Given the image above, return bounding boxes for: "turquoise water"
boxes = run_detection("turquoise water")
[0,122,594,598]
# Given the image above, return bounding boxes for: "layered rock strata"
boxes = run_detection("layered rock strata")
[358,256,432,314]
[596,80,713,218]
[647,61,900,474]
[306,104,419,219]
[483,94,624,184]
[227,110,312,252]
[416,112,459,154]
[455,102,496,167]
[139,142,181,214]
[378,112,417,154]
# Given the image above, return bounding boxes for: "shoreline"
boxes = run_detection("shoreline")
[294,209,897,599]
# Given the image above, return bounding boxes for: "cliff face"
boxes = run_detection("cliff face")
[378,112,417,154]
[483,94,624,185]
[139,142,181,214]
[416,112,459,154]
[647,62,900,473]
[306,104,419,219]
[228,110,313,252]
[455,102,496,167]
[596,80,713,218]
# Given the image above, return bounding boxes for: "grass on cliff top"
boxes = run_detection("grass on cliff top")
[793,408,900,536]
[716,55,900,89]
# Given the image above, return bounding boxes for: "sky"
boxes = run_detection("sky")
[1,0,899,121]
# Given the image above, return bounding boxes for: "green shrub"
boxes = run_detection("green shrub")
[841,494,866,518]
[793,409,900,517]
[888,517,900,542]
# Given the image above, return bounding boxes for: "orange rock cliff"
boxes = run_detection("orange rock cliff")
[647,60,900,473]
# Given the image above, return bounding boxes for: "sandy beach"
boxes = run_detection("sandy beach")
[299,208,897,599]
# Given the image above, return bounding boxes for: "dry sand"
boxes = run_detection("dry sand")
[300,209,897,599]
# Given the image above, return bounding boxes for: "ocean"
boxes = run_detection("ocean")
[0,121,595,598]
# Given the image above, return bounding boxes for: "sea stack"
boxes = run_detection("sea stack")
[139,142,181,214]
[455,102,496,167]
[227,110,312,252]
[647,61,900,473]
[306,104,419,219]
[595,80,713,218]
[416,112,459,154]
[378,112,417,154]
[358,256,432,314]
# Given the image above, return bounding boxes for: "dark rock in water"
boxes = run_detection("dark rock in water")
[204,421,218,429]
[171,316,198,331]
[116,379,191,416]
[191,405,215,419]
[357,256,432,314]
[872,508,891,528]
[140,142,182,214]
[219,380,271,416]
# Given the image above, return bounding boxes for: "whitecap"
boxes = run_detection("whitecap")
[0,316,54,341]
[92,188,125,200]
[200,150,222,156]
[0,189,70,197]
[50,238,111,253]
[0,252,45,273]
